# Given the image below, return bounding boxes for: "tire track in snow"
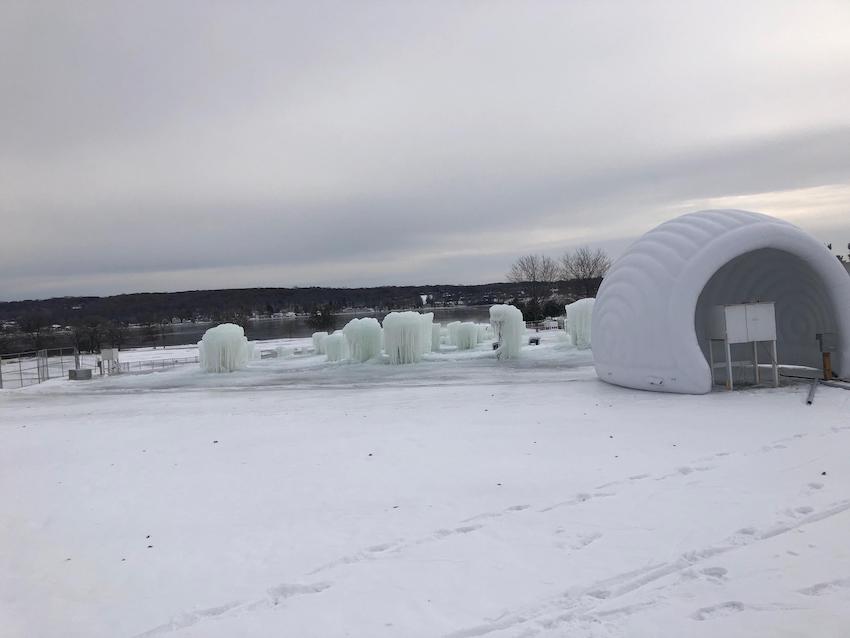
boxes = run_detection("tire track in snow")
[132,429,847,636]
[132,582,332,637]
[443,499,850,637]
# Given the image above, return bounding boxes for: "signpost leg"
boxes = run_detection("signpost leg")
[753,341,760,385]
[771,340,779,387]
[725,340,733,391]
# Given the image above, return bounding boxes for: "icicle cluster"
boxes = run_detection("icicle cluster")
[342,317,383,362]
[489,305,525,360]
[383,311,426,364]
[198,323,255,373]
[454,322,479,350]
[446,321,462,346]
[419,313,434,355]
[325,332,349,362]
[431,323,442,352]
[565,298,594,349]
[312,331,328,355]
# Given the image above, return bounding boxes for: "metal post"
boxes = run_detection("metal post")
[753,341,760,385]
[807,378,818,405]
[771,340,779,387]
[0,356,3,389]
[38,349,49,382]
[19,357,23,387]
[725,339,733,391]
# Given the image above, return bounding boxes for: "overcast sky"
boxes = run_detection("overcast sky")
[2,1,849,300]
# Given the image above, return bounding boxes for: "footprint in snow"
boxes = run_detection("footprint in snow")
[454,524,482,534]
[798,578,850,596]
[367,543,395,553]
[692,601,747,621]
[700,567,728,579]
[267,582,332,606]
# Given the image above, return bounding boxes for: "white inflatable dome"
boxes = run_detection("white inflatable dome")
[592,210,850,394]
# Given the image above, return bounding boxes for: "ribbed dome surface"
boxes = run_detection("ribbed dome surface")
[592,210,850,393]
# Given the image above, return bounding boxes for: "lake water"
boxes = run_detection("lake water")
[126,307,494,348]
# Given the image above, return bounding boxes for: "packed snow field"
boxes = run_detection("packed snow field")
[2,332,849,637]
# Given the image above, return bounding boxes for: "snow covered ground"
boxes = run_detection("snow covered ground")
[2,332,849,637]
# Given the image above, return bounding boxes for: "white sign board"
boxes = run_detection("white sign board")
[709,302,776,344]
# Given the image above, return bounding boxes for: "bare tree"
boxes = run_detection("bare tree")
[561,246,612,297]
[17,311,50,349]
[507,254,559,300]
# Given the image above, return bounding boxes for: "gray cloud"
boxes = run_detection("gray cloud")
[2,1,850,299]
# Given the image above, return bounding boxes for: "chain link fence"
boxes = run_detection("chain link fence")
[0,347,98,389]
[112,356,199,374]
[0,348,198,389]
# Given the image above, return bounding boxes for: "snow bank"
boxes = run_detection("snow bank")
[312,331,328,355]
[383,311,425,364]
[324,332,349,362]
[431,323,442,352]
[342,318,382,363]
[198,323,255,373]
[489,305,525,360]
[565,298,594,349]
[454,322,479,350]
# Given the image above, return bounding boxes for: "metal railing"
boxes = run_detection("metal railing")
[0,346,201,389]
[111,356,199,375]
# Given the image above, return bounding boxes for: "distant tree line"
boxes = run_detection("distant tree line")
[0,268,613,352]
[506,246,612,321]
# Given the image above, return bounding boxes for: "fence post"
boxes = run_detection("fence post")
[37,349,48,382]
[0,357,3,389]
[74,348,80,370]
[19,358,23,387]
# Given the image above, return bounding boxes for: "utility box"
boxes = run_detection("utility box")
[708,302,778,390]
[101,348,120,374]
[69,368,92,381]
[709,302,776,343]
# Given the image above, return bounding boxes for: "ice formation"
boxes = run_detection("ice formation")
[275,345,295,358]
[198,323,255,373]
[489,305,525,360]
[446,321,462,346]
[431,323,442,352]
[419,313,434,354]
[342,318,382,363]
[324,332,349,362]
[312,331,328,355]
[593,209,850,393]
[476,324,492,343]
[383,311,426,364]
[565,298,594,350]
[454,322,479,350]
